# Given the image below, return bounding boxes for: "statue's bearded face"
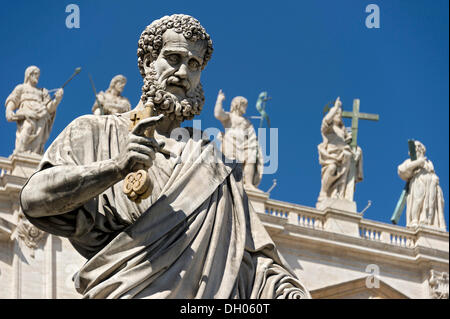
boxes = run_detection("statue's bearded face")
[141,29,207,122]
[115,80,126,93]
[27,70,40,87]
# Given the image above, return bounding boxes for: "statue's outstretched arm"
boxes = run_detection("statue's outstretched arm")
[324,97,341,125]
[21,115,164,218]
[21,159,125,218]
[214,89,229,122]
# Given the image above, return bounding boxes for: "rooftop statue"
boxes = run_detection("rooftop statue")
[92,75,131,115]
[5,66,64,155]
[317,97,363,208]
[316,97,378,212]
[398,140,446,230]
[214,89,264,192]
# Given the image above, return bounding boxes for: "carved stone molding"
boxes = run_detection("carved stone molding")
[15,211,47,254]
[429,270,449,299]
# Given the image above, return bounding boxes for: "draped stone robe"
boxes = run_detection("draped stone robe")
[219,113,264,187]
[317,117,363,202]
[21,114,310,299]
[5,84,56,154]
[92,91,131,115]
[398,158,446,230]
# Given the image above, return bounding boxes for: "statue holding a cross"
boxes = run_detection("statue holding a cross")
[316,97,379,212]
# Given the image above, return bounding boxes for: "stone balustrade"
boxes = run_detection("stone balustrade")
[264,200,324,230]
[246,189,448,254]
[0,157,12,177]
[359,220,416,248]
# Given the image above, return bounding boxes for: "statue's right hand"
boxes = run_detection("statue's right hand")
[217,89,225,101]
[334,97,342,108]
[12,110,26,121]
[116,114,165,175]
[417,157,427,167]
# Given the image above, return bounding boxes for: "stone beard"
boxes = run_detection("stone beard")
[140,62,205,123]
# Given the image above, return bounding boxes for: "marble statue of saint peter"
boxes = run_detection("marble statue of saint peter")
[20,14,310,299]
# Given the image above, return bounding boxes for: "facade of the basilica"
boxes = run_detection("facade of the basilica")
[1,153,448,299]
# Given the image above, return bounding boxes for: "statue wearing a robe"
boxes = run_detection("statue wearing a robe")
[317,97,363,206]
[20,14,310,299]
[214,90,264,191]
[5,66,63,155]
[92,75,131,115]
[398,141,446,230]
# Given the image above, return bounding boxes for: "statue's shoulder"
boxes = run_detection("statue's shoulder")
[121,96,131,104]
[230,113,250,126]
[6,84,25,103]
[68,114,118,131]
[10,83,25,93]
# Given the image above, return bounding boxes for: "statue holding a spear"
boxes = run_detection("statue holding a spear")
[5,66,81,155]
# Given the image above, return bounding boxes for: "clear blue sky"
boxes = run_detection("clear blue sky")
[0,0,448,228]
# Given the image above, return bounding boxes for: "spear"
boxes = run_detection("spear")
[88,73,104,115]
[61,67,82,89]
[48,67,82,99]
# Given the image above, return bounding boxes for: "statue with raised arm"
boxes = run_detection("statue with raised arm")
[5,66,63,155]
[317,97,363,209]
[398,141,446,230]
[20,14,309,299]
[92,75,131,115]
[214,89,264,191]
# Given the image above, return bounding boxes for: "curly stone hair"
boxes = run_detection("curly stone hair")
[230,96,248,115]
[137,14,213,78]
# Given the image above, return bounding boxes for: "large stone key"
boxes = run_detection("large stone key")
[122,107,156,203]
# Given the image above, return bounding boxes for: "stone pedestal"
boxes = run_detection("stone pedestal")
[316,198,357,213]
[245,187,269,215]
[323,207,362,237]
[8,152,42,178]
[415,226,449,253]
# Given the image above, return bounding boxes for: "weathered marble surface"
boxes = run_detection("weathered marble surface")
[5,66,63,155]
[92,75,131,115]
[317,97,362,211]
[214,90,264,191]
[398,140,446,231]
[19,14,309,299]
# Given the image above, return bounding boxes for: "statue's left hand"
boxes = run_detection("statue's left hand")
[54,88,64,100]
[345,131,352,144]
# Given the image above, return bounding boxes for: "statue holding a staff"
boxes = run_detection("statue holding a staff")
[396,140,446,230]
[4,66,80,155]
